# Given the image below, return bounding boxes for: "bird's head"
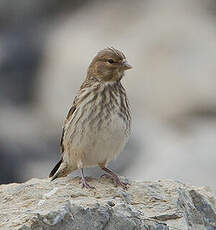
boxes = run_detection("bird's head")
[87,47,132,82]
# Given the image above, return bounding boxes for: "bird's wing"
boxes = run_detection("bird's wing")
[60,79,97,154]
[60,99,77,154]
[50,98,78,178]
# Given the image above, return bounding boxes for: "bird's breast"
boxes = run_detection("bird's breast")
[64,83,131,166]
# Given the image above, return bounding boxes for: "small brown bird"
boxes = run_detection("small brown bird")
[49,47,132,189]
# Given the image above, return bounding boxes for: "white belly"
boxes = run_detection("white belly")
[85,114,129,166]
[66,113,129,168]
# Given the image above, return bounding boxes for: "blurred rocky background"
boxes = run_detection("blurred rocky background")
[1,0,216,189]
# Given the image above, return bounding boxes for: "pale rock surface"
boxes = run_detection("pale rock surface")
[0,177,216,230]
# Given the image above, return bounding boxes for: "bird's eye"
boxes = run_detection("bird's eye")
[107,59,114,64]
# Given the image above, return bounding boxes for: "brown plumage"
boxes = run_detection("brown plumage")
[49,47,132,189]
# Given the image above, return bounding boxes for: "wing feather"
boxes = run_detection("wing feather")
[60,104,76,153]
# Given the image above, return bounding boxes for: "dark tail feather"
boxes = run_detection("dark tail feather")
[49,158,63,178]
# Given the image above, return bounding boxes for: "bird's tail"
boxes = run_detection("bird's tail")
[49,158,71,181]
[49,158,62,178]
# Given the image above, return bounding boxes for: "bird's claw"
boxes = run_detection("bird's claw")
[101,173,128,190]
[81,178,95,189]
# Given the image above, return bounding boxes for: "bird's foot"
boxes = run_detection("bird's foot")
[80,168,95,189]
[101,173,128,190]
[81,177,95,189]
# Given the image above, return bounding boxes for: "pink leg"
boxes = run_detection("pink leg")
[80,168,95,189]
[100,166,128,189]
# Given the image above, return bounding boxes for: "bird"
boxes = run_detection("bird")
[49,47,132,189]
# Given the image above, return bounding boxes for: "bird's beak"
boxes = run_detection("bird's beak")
[122,61,132,70]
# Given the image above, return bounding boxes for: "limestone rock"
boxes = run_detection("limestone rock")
[0,177,216,230]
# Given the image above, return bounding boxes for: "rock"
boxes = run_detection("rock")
[0,177,216,230]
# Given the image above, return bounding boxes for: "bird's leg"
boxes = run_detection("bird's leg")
[80,168,95,189]
[99,165,128,189]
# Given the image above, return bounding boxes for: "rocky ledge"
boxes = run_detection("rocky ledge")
[0,177,216,230]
